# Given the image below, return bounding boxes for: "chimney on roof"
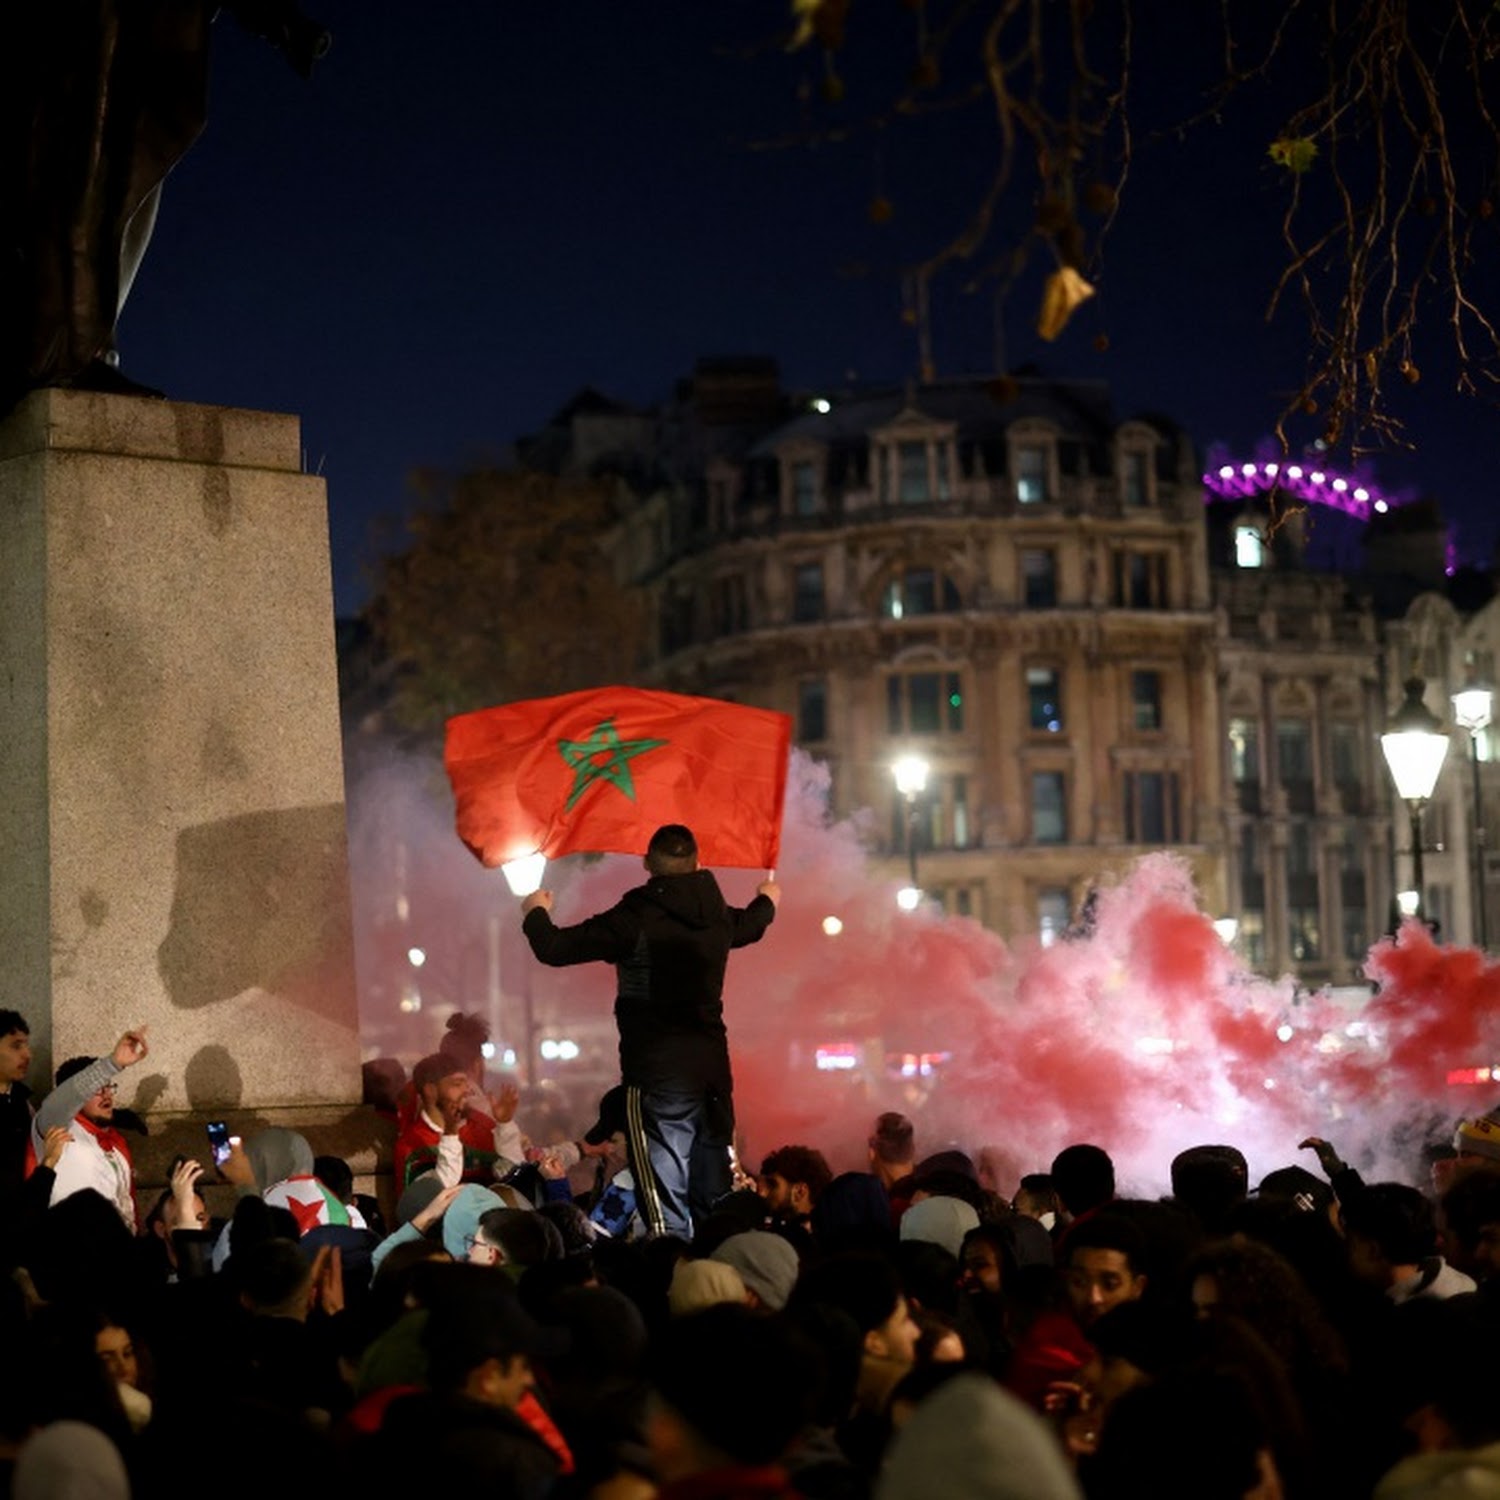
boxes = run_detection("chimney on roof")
[688,357,782,427]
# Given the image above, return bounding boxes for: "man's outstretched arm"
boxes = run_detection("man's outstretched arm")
[729,880,780,948]
[521,891,635,966]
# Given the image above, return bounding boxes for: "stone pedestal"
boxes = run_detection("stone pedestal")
[0,390,382,1201]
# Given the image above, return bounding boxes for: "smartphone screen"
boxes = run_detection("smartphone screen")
[205,1120,231,1168]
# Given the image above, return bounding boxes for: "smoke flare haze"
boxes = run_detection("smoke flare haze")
[350,749,1500,1195]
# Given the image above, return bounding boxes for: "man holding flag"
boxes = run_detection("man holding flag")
[445,686,791,1238]
[520,824,779,1239]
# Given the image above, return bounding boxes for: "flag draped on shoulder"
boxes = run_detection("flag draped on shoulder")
[444,686,792,869]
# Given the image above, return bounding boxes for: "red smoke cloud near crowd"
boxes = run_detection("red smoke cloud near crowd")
[351,752,1500,1195]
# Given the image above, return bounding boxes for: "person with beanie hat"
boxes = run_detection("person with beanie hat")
[900,1195,980,1258]
[876,1372,1082,1500]
[1455,1110,1500,1168]
[668,1258,749,1316]
[710,1230,800,1310]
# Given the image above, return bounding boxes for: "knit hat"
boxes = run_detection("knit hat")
[711,1230,800,1311]
[876,1373,1082,1500]
[668,1258,748,1316]
[441,1184,503,1260]
[1454,1112,1500,1164]
[396,1173,445,1228]
[900,1195,980,1258]
[15,1422,130,1500]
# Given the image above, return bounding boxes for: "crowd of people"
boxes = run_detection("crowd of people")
[4,823,1500,1499]
[2,999,1500,1498]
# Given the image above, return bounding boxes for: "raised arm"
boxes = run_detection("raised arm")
[521,893,636,967]
[729,882,779,949]
[34,1026,148,1135]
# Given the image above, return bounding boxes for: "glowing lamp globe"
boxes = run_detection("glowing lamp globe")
[501,852,547,897]
[1380,679,1449,803]
[892,755,930,799]
[896,886,922,912]
[1452,685,1494,735]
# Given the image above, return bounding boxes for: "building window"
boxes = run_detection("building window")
[1121,450,1150,507]
[1234,525,1266,568]
[1330,721,1365,810]
[1022,549,1057,607]
[792,563,824,623]
[797,680,827,743]
[953,885,979,920]
[888,671,964,734]
[1016,444,1050,504]
[1131,670,1162,731]
[1239,824,1265,911]
[883,569,961,619]
[1038,887,1071,946]
[790,460,820,516]
[1277,719,1314,810]
[1287,822,1321,961]
[952,774,970,848]
[1027,668,1063,733]
[898,442,930,504]
[1123,771,1181,843]
[1341,837,1368,961]
[1114,551,1169,608]
[1229,717,1261,812]
[1239,910,1266,968]
[712,574,748,636]
[1032,771,1067,843]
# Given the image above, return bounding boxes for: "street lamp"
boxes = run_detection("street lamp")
[499,853,547,1086]
[1452,681,1494,949]
[891,754,931,900]
[1381,678,1450,925]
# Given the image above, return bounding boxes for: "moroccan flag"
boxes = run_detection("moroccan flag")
[444,687,792,869]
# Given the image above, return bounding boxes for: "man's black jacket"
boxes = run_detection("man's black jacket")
[522,870,774,1095]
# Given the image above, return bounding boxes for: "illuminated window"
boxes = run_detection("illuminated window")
[1027,668,1063,733]
[1234,525,1266,568]
[1038,888,1071,946]
[1032,772,1067,843]
[883,569,962,618]
[1229,718,1260,782]
[1017,444,1049,504]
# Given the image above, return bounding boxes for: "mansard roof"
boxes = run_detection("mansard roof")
[749,375,1119,457]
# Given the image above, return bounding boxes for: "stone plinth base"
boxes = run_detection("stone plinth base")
[0,390,363,1139]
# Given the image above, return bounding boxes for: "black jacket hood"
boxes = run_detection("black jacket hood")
[627,869,727,931]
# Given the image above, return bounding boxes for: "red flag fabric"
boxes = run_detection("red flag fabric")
[444,687,792,870]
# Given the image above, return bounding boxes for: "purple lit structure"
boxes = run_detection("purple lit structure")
[1201,459,1396,519]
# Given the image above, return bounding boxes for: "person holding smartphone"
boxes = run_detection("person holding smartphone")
[31,1025,149,1230]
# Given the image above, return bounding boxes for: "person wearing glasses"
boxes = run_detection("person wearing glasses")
[31,1026,149,1230]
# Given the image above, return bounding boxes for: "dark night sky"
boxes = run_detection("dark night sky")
[118,2,1500,615]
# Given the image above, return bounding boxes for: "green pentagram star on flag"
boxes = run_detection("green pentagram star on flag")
[558,718,668,812]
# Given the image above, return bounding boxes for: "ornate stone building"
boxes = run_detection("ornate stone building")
[618,374,1229,942]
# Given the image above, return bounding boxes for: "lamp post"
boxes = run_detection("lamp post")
[501,854,547,1085]
[1452,682,1494,949]
[1380,678,1450,925]
[892,754,930,905]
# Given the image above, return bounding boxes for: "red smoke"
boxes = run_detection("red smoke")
[349,751,1500,1194]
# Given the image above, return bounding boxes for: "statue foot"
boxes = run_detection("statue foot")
[59,361,166,400]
